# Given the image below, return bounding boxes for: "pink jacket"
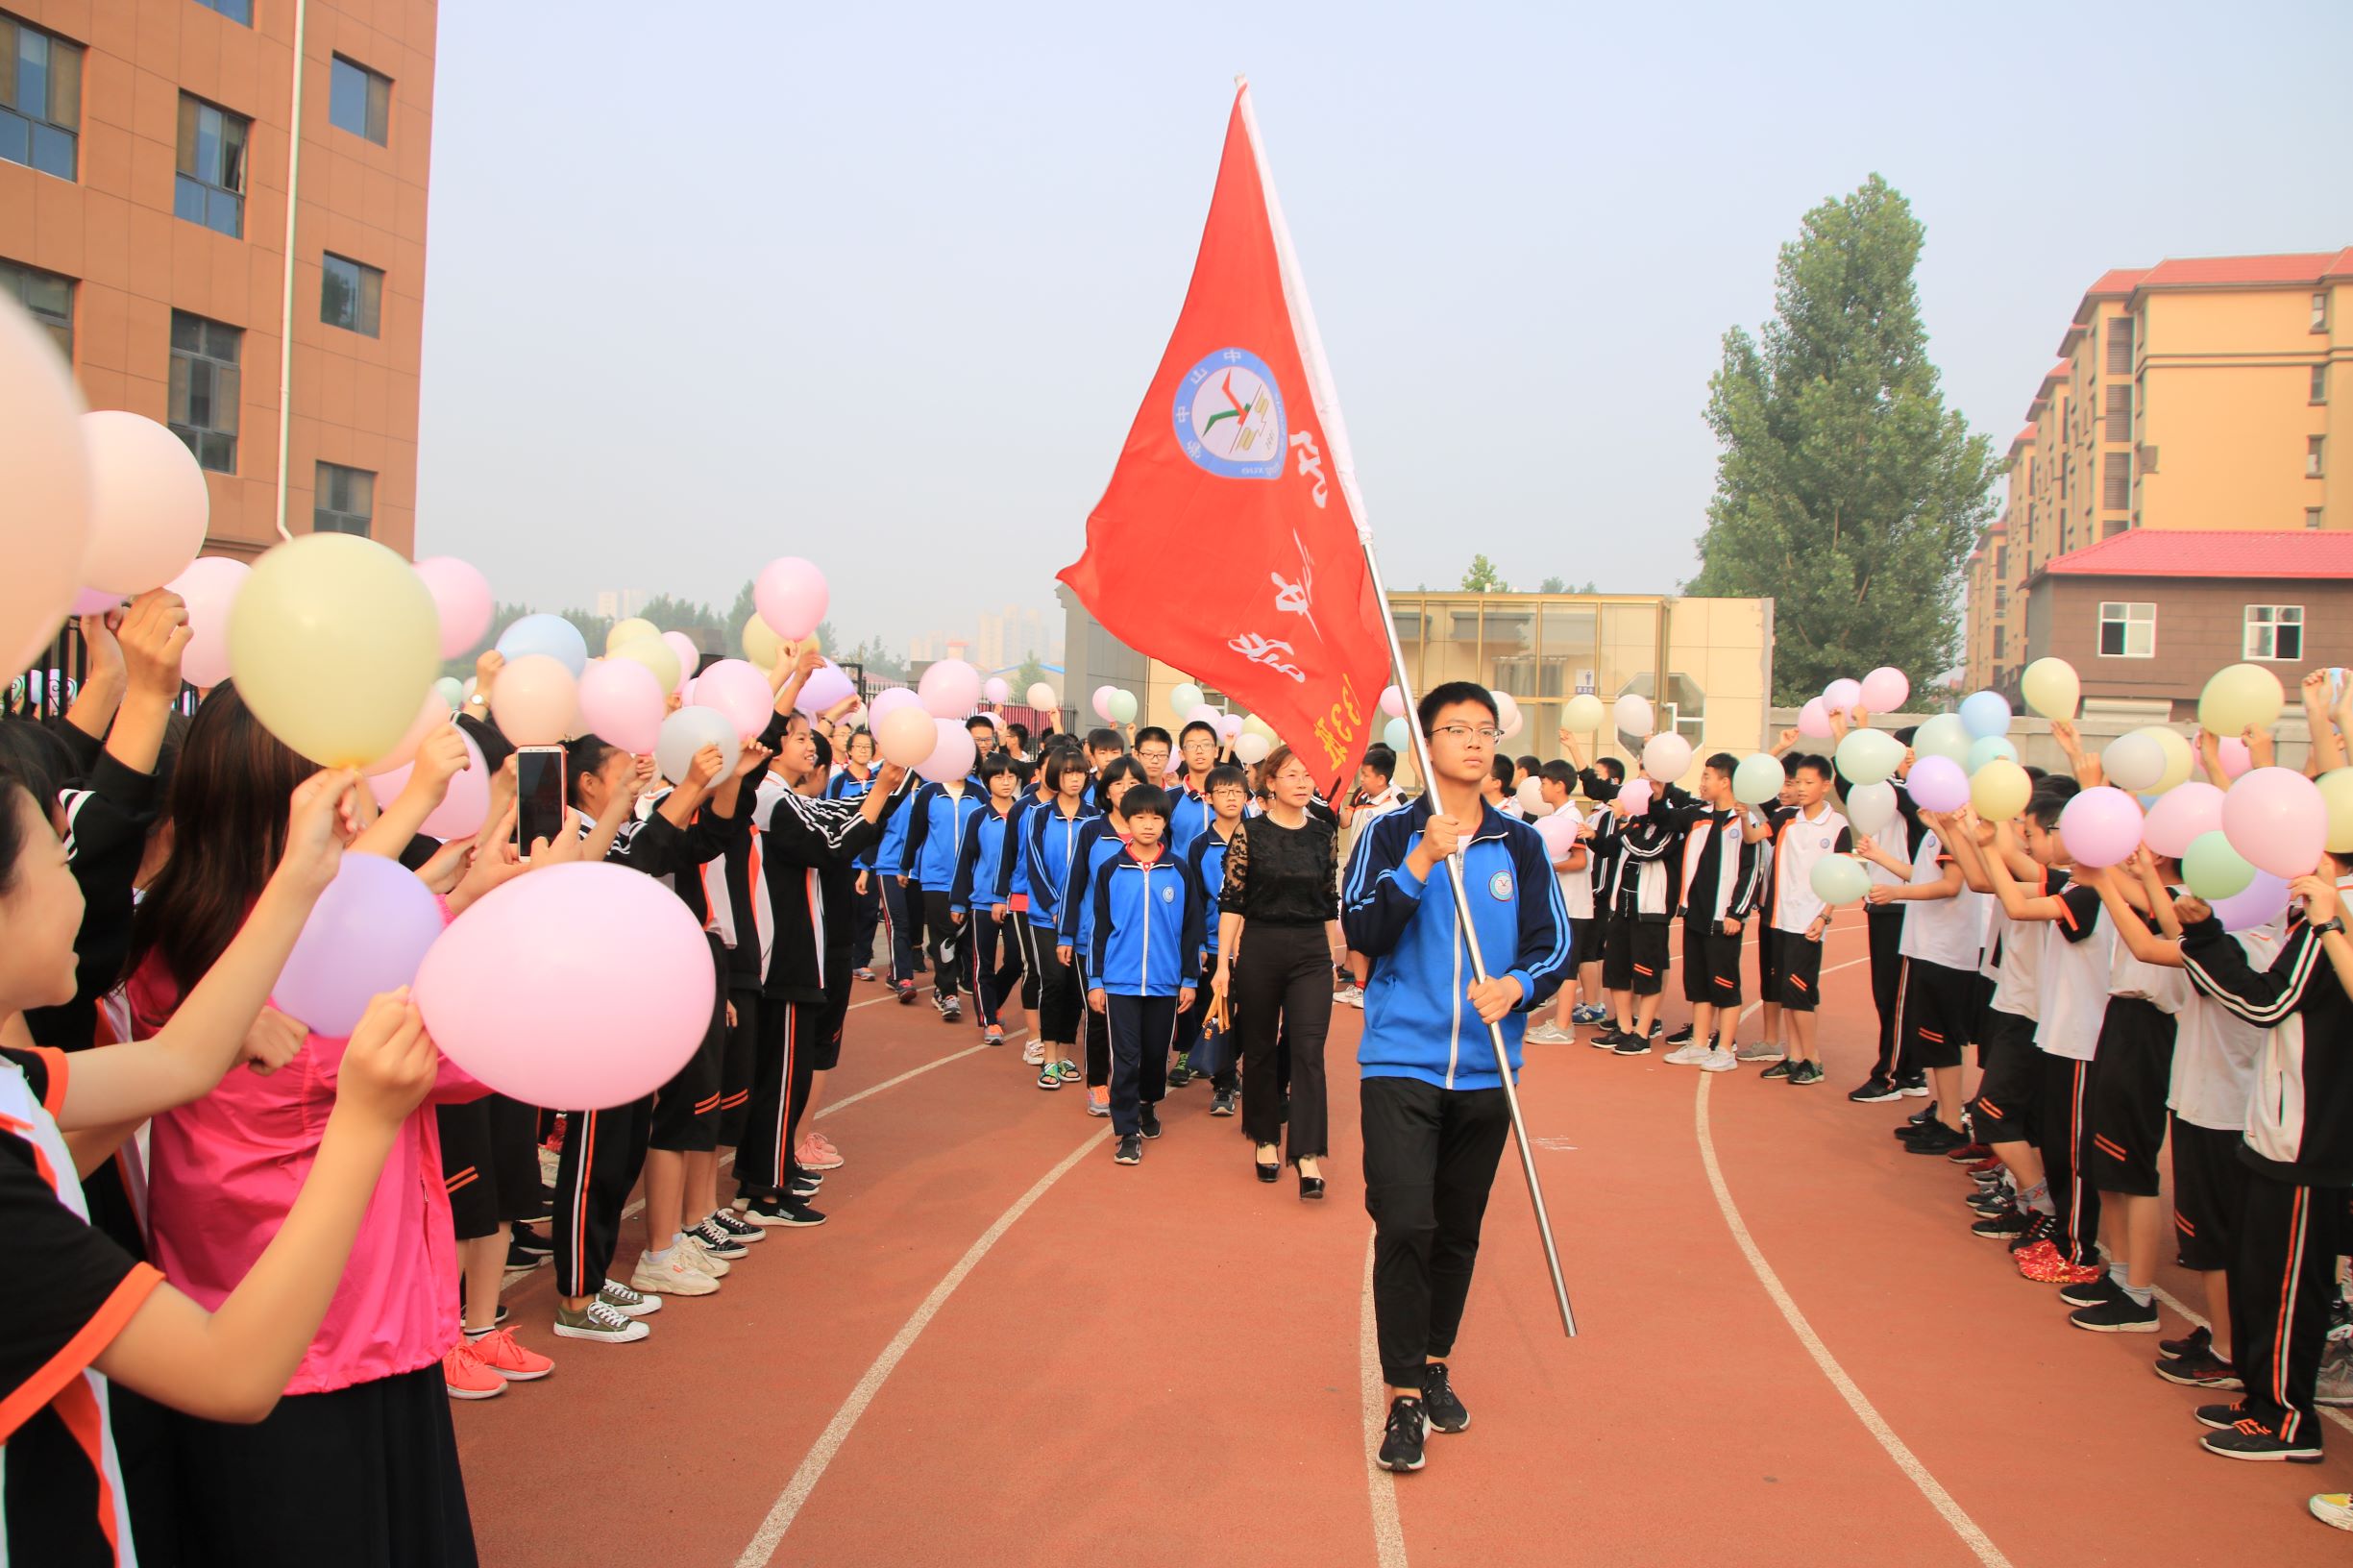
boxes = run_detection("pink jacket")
[129,953,485,1397]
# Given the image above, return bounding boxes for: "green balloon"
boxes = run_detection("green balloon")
[1732,752,1784,807]
[2182,830,2256,900]
[1809,854,1870,907]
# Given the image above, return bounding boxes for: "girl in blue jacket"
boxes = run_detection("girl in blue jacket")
[1075,784,1204,1164]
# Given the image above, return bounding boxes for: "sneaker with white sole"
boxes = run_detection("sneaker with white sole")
[706,1208,765,1244]
[631,1249,720,1297]
[1022,1041,1046,1065]
[1524,1022,1575,1045]
[1735,1041,1785,1064]
[467,1327,555,1383]
[1697,1045,1740,1072]
[2311,1494,2353,1531]
[687,1218,749,1259]
[600,1278,661,1316]
[553,1298,650,1343]
[1663,1038,1715,1066]
[794,1139,845,1172]
[443,1339,506,1400]
[674,1233,732,1278]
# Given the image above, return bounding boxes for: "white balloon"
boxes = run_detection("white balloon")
[1233,733,1271,766]
[1846,779,1899,836]
[1613,693,1653,737]
[1641,732,1694,784]
[654,706,739,786]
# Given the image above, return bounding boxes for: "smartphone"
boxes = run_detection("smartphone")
[515,746,568,858]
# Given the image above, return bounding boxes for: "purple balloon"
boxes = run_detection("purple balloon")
[2058,785,2144,870]
[1907,754,1969,813]
[868,687,920,724]
[795,659,857,718]
[271,853,446,1038]
[2212,870,2291,933]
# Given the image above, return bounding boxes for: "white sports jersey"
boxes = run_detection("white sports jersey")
[1896,826,1989,971]
[1768,804,1850,936]
[2169,919,2283,1131]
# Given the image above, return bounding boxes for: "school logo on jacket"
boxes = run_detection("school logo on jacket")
[1174,349,1285,479]
[1489,870,1513,901]
[1162,885,1177,903]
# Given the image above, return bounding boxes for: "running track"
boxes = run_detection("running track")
[461,916,2352,1565]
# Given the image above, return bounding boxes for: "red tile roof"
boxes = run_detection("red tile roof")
[2034,530,2353,581]
[2136,253,2341,289]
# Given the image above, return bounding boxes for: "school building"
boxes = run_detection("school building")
[0,0,436,559]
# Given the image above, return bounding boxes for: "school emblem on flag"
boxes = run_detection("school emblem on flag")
[1175,349,1286,478]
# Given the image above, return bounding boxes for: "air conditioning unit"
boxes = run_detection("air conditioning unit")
[2137,444,2159,473]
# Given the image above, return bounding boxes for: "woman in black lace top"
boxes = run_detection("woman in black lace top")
[1212,745,1343,1196]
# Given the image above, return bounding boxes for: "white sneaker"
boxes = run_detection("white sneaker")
[600,1278,662,1316]
[630,1249,719,1297]
[1663,1040,1713,1066]
[674,1233,731,1279]
[1333,984,1362,1007]
[1698,1045,1740,1073]
[1734,1041,1785,1064]
[1022,1041,1045,1065]
[1524,1022,1574,1044]
[553,1298,650,1343]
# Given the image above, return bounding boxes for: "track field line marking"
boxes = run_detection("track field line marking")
[1705,957,2015,1568]
[734,1126,1114,1566]
[1359,1229,1410,1568]
[2147,1286,2353,1438]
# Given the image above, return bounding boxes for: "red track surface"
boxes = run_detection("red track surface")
[458,917,2353,1565]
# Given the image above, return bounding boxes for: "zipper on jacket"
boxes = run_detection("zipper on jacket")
[1446,875,1462,1089]
[1139,862,1152,992]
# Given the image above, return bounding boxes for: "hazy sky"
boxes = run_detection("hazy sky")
[413,0,2353,655]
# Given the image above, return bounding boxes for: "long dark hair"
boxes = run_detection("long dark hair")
[127,681,310,1002]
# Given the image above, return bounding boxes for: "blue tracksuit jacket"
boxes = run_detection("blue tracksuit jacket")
[1025,801,1097,934]
[949,804,1016,915]
[1185,823,1238,968]
[1078,845,1205,997]
[902,779,987,891]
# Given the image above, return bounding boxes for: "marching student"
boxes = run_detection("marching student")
[1857,802,1989,1153]
[1132,726,1176,788]
[903,750,988,1023]
[1831,717,1924,1104]
[1024,746,1098,1090]
[1660,753,1761,1073]
[1059,756,1146,1115]
[999,749,1057,1059]
[788,738,869,1179]
[1166,719,1221,856]
[1757,755,1850,1085]
[1075,784,1204,1164]
[1523,762,1595,1044]
[950,754,1027,1045]
[1343,682,1571,1475]
[825,728,885,980]
[871,734,925,1005]
[1184,763,1250,1115]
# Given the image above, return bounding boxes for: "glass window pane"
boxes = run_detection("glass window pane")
[168,354,192,423]
[170,311,200,353]
[350,470,373,513]
[208,187,239,238]
[48,38,75,129]
[358,268,380,335]
[219,113,244,191]
[195,104,219,184]
[176,94,197,175]
[174,173,206,224]
[0,108,28,167]
[321,258,353,327]
[19,32,46,127]
[215,364,238,432]
[367,77,389,143]
[25,273,65,316]
[0,20,13,111]
[30,122,72,180]
[329,59,363,136]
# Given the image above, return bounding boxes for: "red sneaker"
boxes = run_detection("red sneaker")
[1946,1141,1992,1164]
[795,1138,844,1172]
[442,1339,505,1400]
[1966,1155,2003,1177]
[469,1327,554,1383]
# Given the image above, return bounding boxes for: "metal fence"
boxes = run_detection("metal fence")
[7,619,199,722]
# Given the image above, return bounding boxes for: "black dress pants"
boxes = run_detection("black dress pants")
[1237,923,1332,1163]
[1360,1075,1512,1389]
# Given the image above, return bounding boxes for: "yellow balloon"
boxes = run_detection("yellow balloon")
[742,613,782,669]
[2197,663,2285,738]
[227,533,439,766]
[2142,726,2194,795]
[1970,758,2031,821]
[2318,769,2353,854]
[605,616,658,656]
[2020,657,2078,722]
[610,635,681,696]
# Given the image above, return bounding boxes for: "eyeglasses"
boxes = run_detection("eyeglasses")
[1430,723,1505,745]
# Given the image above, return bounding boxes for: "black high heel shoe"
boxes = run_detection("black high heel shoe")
[1256,1151,1280,1184]
[1298,1170,1325,1201]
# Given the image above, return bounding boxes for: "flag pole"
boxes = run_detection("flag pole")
[1235,79,1577,1338]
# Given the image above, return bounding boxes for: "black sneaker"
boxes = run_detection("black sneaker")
[706,1209,765,1244]
[1139,1103,1163,1139]
[506,1238,551,1270]
[2009,1213,2056,1254]
[509,1222,553,1256]
[1114,1134,1141,1165]
[1971,1208,2030,1239]
[1759,1060,1794,1080]
[1848,1076,1900,1103]
[1611,1034,1653,1057]
[2071,1293,2160,1334]
[1896,1107,1938,1134]
[530,1182,556,1221]
[687,1219,748,1260]
[2155,1348,2244,1390]
[2060,1274,2122,1310]
[1648,1019,1664,1039]
[1419,1361,1470,1433]
[773,1201,827,1228]
[1666,1023,1695,1047]
[1787,1061,1825,1086]
[1902,1121,1971,1156]
[939,994,962,1022]
[2200,1415,2323,1462]
[1211,1090,1238,1116]
[2161,1325,2215,1362]
[896,980,919,1006]
[1167,1062,1194,1089]
[1376,1397,1428,1473]
[1895,1070,1930,1098]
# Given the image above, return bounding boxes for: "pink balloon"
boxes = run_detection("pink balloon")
[1859,667,1910,713]
[659,631,700,692]
[753,556,828,641]
[79,409,208,594]
[876,705,938,768]
[490,653,577,746]
[2213,870,2292,933]
[414,862,717,1110]
[919,658,981,720]
[368,728,489,840]
[1092,685,1116,723]
[1824,678,1862,713]
[692,658,776,741]
[983,676,1011,704]
[414,557,493,659]
[1617,777,1653,817]
[271,852,446,1037]
[2221,767,2329,879]
[918,717,977,783]
[167,555,249,688]
[2143,781,2225,859]
[363,691,454,777]
[1217,713,1245,741]
[70,587,122,615]
[2057,785,2144,870]
[577,655,667,753]
[2218,737,2253,780]
[1797,698,1832,739]
[1907,754,1969,813]
[795,660,857,718]
[1380,684,1406,720]
[869,687,920,724]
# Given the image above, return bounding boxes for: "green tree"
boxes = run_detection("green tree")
[1459,554,1509,593]
[724,578,758,635]
[1687,174,1998,704]
[1014,655,1048,698]
[1537,576,1598,595]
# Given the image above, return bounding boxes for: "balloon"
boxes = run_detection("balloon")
[0,294,89,681]
[2057,786,2145,870]
[919,659,981,720]
[1233,733,1271,766]
[1731,753,1784,807]
[70,587,124,615]
[227,532,440,767]
[1912,714,1972,765]
[1108,690,1138,724]
[413,557,492,659]
[658,631,699,692]
[271,852,445,1038]
[1217,713,1245,742]
[753,557,828,641]
[1379,684,1406,720]
[167,554,249,688]
[2182,830,2257,900]
[870,687,921,725]
[2144,726,2194,795]
[78,410,208,594]
[1845,780,1898,835]
[1958,691,2013,740]
[604,617,658,656]
[742,613,782,669]
[608,635,680,698]
[1641,732,1693,783]
[1613,694,1653,737]
[2218,737,2253,780]
[433,676,463,710]
[1180,704,1219,734]
[1824,677,1862,714]
[1091,685,1116,723]
[655,705,739,785]
[577,655,667,753]
[414,862,717,1110]
[1796,698,1833,739]
[1535,807,1581,858]
[2101,731,2168,794]
[919,718,977,784]
[2221,767,2329,879]
[1495,692,1522,740]
[1026,681,1057,711]
[1515,774,1547,814]
[490,653,578,747]
[1859,667,1910,714]
[1617,777,1653,817]
[1563,693,1605,732]
[497,613,588,677]
[796,660,856,719]
[1242,714,1278,740]
[875,704,940,768]
[2317,770,2353,855]
[1835,728,1904,787]
[1809,854,1871,907]
[687,658,772,741]
[1965,736,2019,772]
[1970,759,2032,821]
[983,676,1011,704]
[367,727,489,840]
[1908,754,1969,813]
[2144,781,2225,859]
[2213,870,2292,933]
[2020,656,2079,721]
[2198,663,2285,738]
[1384,717,1410,754]
[1171,682,1205,714]
[362,691,453,777]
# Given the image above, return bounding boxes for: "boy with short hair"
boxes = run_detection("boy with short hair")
[1077,784,1204,1164]
[1859,803,1989,1153]
[1085,726,1126,776]
[1166,720,1220,856]
[1596,772,1680,1056]
[1182,764,1250,1113]
[1661,753,1761,1073]
[1525,761,1598,1043]
[1132,725,1175,788]
[1760,755,1850,1085]
[951,754,1027,1046]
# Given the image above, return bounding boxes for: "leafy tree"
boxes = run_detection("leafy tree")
[1688,174,1998,703]
[1537,576,1598,595]
[724,578,759,635]
[1014,655,1048,698]
[1459,554,1509,593]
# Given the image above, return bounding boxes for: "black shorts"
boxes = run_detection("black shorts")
[1896,956,1975,1071]
[650,936,729,1153]
[437,1094,542,1240]
[1680,925,1743,1007]
[716,986,760,1147]
[1569,914,1605,969]
[1757,927,1785,1006]
[1603,916,1668,996]
[2087,997,2175,1197]
[810,962,855,1072]
[1968,1009,2041,1142]
[1777,931,1825,1011]
[2169,1115,2247,1273]
[1969,972,1997,1048]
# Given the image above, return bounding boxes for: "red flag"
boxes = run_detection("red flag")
[1058,82,1390,796]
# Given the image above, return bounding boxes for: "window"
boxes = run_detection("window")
[174,95,247,238]
[2316,365,2330,404]
[192,0,253,22]
[0,14,81,181]
[1993,625,2005,659]
[328,56,390,145]
[319,253,381,335]
[2245,605,2304,662]
[2316,292,2331,333]
[2106,384,2131,442]
[2106,316,2133,376]
[2311,508,2327,531]
[313,462,373,537]
[168,311,240,473]
[2102,451,2130,510]
[2312,436,2328,478]
[1995,544,2007,579]
[0,256,71,361]
[2098,601,2155,658]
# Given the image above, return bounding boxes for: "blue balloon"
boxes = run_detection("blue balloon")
[1965,735,2019,772]
[497,613,589,677]
[1958,690,2012,740]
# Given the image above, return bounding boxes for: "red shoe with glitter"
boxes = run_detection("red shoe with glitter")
[2017,1242,2103,1285]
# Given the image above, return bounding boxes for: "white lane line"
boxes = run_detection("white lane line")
[1702,955,2015,1568]
[1359,1229,1410,1568]
[734,1126,1114,1566]
[818,1030,1019,1120]
[2147,1286,2353,1438]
